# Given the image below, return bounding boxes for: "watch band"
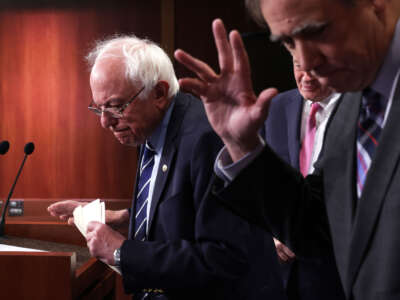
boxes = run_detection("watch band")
[113,247,121,267]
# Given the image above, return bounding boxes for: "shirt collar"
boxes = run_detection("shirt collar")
[371,19,400,103]
[146,97,175,155]
[304,92,341,109]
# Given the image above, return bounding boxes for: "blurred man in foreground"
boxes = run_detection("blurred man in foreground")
[175,0,400,298]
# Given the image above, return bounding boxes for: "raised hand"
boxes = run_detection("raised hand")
[175,19,278,162]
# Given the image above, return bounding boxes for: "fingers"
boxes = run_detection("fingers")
[282,245,296,259]
[277,249,290,262]
[253,87,279,122]
[86,221,101,233]
[212,19,233,73]
[47,200,81,218]
[60,214,69,221]
[177,78,209,99]
[274,238,296,263]
[174,49,217,83]
[259,87,279,100]
[47,203,62,216]
[230,30,251,76]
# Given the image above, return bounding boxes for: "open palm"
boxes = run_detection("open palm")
[175,19,277,161]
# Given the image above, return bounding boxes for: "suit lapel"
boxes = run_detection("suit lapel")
[348,80,400,288]
[147,94,188,232]
[321,91,361,295]
[286,92,303,168]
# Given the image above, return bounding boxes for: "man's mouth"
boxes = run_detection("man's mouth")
[111,127,129,133]
[301,82,318,92]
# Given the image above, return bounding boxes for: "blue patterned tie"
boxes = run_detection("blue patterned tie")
[356,88,384,197]
[134,143,155,241]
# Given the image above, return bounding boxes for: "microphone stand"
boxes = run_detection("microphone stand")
[0,154,28,237]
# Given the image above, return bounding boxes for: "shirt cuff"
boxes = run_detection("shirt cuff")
[214,135,265,182]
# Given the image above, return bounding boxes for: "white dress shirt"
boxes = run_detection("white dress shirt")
[300,93,341,174]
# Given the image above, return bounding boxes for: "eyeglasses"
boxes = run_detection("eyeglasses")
[88,86,145,119]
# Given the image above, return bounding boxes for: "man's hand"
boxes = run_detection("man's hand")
[175,18,278,162]
[274,238,296,264]
[106,209,130,236]
[86,221,126,265]
[106,209,129,228]
[47,200,87,225]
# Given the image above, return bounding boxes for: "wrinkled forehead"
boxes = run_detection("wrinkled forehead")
[90,58,130,93]
[90,58,135,104]
[260,0,346,39]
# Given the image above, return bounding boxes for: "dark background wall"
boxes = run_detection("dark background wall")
[0,0,294,201]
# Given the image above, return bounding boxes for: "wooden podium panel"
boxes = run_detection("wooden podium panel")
[0,251,75,300]
[0,221,116,300]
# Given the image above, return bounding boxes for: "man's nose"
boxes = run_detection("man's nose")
[302,71,315,82]
[100,111,118,129]
[293,40,323,73]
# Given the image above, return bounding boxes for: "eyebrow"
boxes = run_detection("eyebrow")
[98,97,125,108]
[269,21,328,43]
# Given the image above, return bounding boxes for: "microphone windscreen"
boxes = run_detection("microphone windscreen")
[0,141,10,155]
[24,142,35,155]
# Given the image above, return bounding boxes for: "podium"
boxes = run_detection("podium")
[0,221,116,300]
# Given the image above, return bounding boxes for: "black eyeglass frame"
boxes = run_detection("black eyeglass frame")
[88,86,145,119]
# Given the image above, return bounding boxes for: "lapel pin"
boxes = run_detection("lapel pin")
[162,164,168,172]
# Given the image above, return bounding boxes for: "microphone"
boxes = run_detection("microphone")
[0,142,35,236]
[0,141,9,155]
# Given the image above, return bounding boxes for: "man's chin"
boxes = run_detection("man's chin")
[116,135,138,147]
[322,71,366,92]
[301,91,320,101]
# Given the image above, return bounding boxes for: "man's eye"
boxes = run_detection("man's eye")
[282,38,295,50]
[302,24,328,40]
[104,103,123,109]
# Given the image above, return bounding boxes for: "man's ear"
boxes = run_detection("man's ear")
[152,81,171,110]
[371,0,386,19]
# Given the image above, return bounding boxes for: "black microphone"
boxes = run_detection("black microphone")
[0,141,9,155]
[0,142,35,236]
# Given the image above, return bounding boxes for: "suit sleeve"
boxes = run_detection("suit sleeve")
[214,144,332,259]
[120,130,252,293]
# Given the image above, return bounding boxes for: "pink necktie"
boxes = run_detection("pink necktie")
[300,102,321,177]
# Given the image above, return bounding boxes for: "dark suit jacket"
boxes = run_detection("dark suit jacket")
[120,92,286,300]
[265,89,345,300]
[214,80,400,300]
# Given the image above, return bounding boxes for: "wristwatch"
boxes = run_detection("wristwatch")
[113,247,121,267]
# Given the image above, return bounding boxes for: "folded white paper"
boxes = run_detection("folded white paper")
[0,244,46,252]
[73,199,121,275]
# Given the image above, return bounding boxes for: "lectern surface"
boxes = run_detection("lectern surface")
[0,235,91,268]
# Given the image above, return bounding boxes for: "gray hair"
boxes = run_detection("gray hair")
[86,34,179,99]
[245,0,267,28]
[245,0,354,28]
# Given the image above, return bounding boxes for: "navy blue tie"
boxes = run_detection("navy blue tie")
[134,143,155,241]
[356,88,384,197]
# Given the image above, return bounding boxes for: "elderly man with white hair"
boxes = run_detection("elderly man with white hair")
[48,35,286,300]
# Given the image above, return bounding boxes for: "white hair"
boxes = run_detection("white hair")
[86,34,179,99]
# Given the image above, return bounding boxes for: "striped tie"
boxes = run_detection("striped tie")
[134,143,155,241]
[356,88,384,197]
